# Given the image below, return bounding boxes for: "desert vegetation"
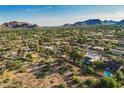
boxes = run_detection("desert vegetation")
[0,25,124,88]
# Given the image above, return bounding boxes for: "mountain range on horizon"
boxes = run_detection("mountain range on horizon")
[63,19,124,27]
[1,19,124,28]
[0,21,38,28]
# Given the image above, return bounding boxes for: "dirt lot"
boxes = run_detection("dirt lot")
[0,58,98,88]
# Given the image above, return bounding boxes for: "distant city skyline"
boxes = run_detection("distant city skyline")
[0,5,124,26]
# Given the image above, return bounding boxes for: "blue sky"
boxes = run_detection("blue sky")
[0,5,124,26]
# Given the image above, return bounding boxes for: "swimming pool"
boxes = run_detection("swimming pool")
[104,71,113,77]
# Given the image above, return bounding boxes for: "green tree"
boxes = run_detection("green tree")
[115,71,124,81]
[69,49,83,64]
[85,79,96,87]
[6,60,22,70]
[94,60,105,68]
[86,67,94,75]
[99,77,119,88]
[26,54,32,62]
[58,83,67,88]
[118,60,124,65]
[72,77,81,84]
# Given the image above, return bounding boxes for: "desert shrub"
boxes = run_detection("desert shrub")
[42,64,51,72]
[86,66,94,75]
[19,67,27,73]
[117,82,122,88]
[3,78,10,83]
[85,79,96,87]
[6,60,22,70]
[118,60,124,65]
[38,71,49,78]
[78,61,84,67]
[72,77,81,84]
[13,80,22,87]
[0,67,6,75]
[121,68,124,73]
[94,60,105,68]
[7,80,22,88]
[26,54,32,62]
[59,66,69,75]
[115,71,124,81]
[45,62,51,68]
[99,77,118,88]
[42,71,49,77]
[58,83,67,88]
[42,67,49,72]
[81,84,89,88]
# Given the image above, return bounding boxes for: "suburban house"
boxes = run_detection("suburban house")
[83,53,101,64]
[111,48,124,56]
[111,37,124,56]
[103,60,123,77]
[89,46,104,51]
[104,61,123,72]
[103,39,118,44]
[43,46,54,51]
[83,46,103,64]
[119,38,124,45]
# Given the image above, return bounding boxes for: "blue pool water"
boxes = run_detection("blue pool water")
[104,71,113,77]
